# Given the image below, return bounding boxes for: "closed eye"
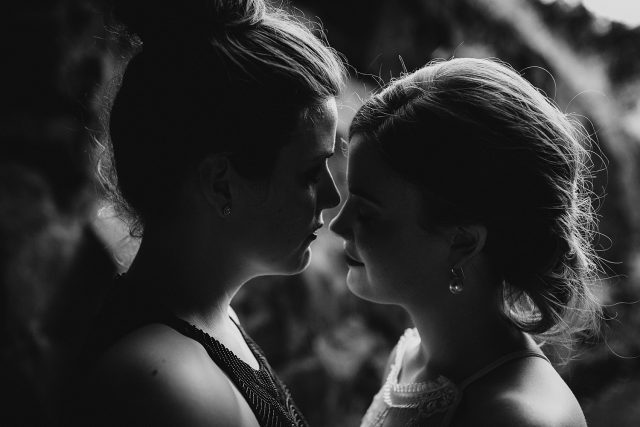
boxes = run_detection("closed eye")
[303,162,327,185]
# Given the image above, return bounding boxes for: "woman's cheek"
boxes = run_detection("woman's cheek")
[356,225,390,265]
[289,184,316,220]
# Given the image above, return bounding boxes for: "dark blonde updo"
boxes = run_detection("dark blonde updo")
[100,0,345,236]
[350,58,602,347]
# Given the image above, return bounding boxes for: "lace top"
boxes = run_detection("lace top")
[360,328,550,427]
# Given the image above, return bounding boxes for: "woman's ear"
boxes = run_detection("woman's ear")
[447,224,488,267]
[197,154,232,217]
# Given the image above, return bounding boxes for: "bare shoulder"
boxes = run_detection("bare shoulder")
[77,324,246,427]
[473,390,587,427]
[453,356,586,427]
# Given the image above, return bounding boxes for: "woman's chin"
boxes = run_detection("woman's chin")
[295,247,313,272]
[346,267,372,298]
[346,267,395,304]
[282,246,313,276]
[255,245,312,277]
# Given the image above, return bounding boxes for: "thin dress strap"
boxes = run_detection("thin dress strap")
[459,350,550,391]
[440,350,550,427]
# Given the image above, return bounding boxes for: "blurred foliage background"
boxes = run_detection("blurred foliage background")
[2,0,640,425]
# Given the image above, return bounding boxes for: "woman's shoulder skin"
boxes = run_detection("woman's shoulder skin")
[75,323,259,427]
[453,356,586,427]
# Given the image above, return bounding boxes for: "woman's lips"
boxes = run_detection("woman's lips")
[345,252,364,267]
[305,223,323,243]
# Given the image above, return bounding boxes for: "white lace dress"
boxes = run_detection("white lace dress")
[359,328,550,427]
[360,329,459,427]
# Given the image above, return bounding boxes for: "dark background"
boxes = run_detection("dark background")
[2,0,640,425]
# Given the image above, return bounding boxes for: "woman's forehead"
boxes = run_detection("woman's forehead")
[347,135,418,205]
[275,100,338,167]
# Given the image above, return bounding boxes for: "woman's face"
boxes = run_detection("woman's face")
[234,97,341,276]
[329,134,453,306]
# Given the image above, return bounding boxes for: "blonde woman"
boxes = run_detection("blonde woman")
[71,0,345,425]
[331,58,600,427]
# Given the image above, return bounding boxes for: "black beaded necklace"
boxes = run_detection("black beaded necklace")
[162,315,308,427]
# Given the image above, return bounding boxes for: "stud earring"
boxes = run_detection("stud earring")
[449,266,465,294]
[222,206,231,217]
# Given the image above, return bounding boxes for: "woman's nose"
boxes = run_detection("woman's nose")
[319,169,341,210]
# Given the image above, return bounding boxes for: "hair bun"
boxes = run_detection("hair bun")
[111,0,266,44]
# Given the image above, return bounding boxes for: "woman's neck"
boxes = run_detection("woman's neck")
[403,296,531,384]
[125,221,249,334]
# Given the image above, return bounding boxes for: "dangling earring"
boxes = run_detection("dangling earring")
[222,205,232,217]
[449,266,465,294]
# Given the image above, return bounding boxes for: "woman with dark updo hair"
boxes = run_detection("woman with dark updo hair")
[330,58,601,426]
[71,0,344,425]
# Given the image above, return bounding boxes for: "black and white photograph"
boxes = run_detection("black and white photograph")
[2,0,640,425]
